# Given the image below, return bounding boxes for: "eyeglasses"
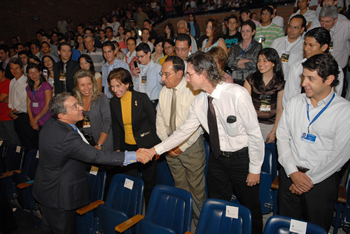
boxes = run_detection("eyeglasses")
[288,25,300,30]
[159,72,175,78]
[136,54,146,59]
[186,72,197,78]
[164,46,173,50]
[261,12,271,15]
[175,47,189,52]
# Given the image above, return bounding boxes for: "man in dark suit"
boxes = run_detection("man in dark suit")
[33,92,152,234]
[0,44,13,79]
[53,42,80,95]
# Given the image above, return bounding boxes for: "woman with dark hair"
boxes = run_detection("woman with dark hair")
[99,29,106,43]
[151,37,165,64]
[42,55,55,88]
[26,63,52,131]
[119,30,132,55]
[116,26,125,43]
[79,54,102,92]
[28,55,41,66]
[202,18,227,54]
[243,48,284,144]
[75,34,85,53]
[228,20,262,85]
[108,67,160,207]
[188,13,200,39]
[164,23,175,41]
[159,39,176,65]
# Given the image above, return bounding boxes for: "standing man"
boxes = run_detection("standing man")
[157,56,206,225]
[33,92,152,234]
[133,43,162,108]
[57,15,68,35]
[139,28,154,52]
[101,41,130,98]
[143,19,158,44]
[53,42,80,95]
[143,52,264,234]
[277,53,350,232]
[136,6,149,29]
[18,50,29,75]
[0,44,13,79]
[255,6,285,49]
[40,42,59,62]
[82,35,104,73]
[104,27,118,42]
[271,15,306,79]
[269,4,285,28]
[30,42,41,57]
[177,20,198,53]
[223,15,242,53]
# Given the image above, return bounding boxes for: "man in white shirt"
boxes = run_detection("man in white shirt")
[271,15,305,80]
[133,43,162,108]
[57,16,68,35]
[8,58,38,150]
[277,53,350,232]
[311,0,348,26]
[30,42,41,58]
[293,0,318,12]
[269,3,285,28]
[157,56,206,226]
[283,27,344,106]
[104,27,118,42]
[111,15,121,37]
[143,52,264,234]
[101,17,112,31]
[138,29,154,52]
[177,20,198,54]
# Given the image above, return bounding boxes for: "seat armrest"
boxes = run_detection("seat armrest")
[271,175,279,190]
[76,200,104,215]
[0,170,21,179]
[115,214,144,233]
[338,186,347,204]
[17,180,34,189]
[185,232,194,234]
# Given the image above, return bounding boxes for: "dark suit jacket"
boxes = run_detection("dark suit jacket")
[33,118,125,210]
[53,59,79,95]
[110,90,160,151]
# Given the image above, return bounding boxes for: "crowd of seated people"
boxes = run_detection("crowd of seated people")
[2,1,350,233]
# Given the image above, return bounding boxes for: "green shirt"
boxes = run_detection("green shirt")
[254,23,285,49]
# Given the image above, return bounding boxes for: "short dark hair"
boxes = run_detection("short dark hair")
[240,7,251,16]
[12,37,19,42]
[290,14,307,30]
[50,92,71,119]
[305,27,330,53]
[154,37,165,47]
[227,15,238,23]
[84,27,93,34]
[18,50,30,57]
[9,57,23,68]
[302,53,339,87]
[261,6,274,15]
[165,56,185,73]
[58,42,71,51]
[241,20,256,32]
[142,28,150,33]
[107,68,134,91]
[105,26,113,32]
[144,19,152,25]
[163,39,175,47]
[175,33,191,47]
[186,51,222,87]
[41,41,51,49]
[136,42,151,54]
[14,43,24,51]
[0,44,10,54]
[42,34,51,40]
[102,41,116,51]
[126,37,136,44]
[31,42,40,49]
[35,30,42,36]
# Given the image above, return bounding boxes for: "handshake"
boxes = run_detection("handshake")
[136,147,157,164]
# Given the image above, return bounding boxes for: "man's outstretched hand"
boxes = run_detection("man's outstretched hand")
[136,147,157,164]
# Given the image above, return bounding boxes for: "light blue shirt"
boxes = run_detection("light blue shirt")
[102,58,131,98]
[132,60,162,101]
[69,123,136,166]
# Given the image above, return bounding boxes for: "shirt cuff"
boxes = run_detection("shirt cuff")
[154,143,165,156]
[249,164,262,174]
[284,163,298,178]
[123,150,137,166]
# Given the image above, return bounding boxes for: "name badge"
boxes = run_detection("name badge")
[259,95,271,112]
[281,51,290,63]
[301,132,316,144]
[82,115,91,128]
[59,72,66,81]
[259,36,266,44]
[141,75,147,85]
[32,102,39,108]
[329,41,334,52]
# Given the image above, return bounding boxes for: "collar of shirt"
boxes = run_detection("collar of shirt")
[139,60,153,70]
[207,82,224,100]
[260,22,272,29]
[126,50,136,58]
[285,36,302,51]
[86,47,97,53]
[174,77,188,92]
[303,89,335,107]
[68,123,77,131]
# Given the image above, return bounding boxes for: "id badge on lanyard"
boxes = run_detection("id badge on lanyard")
[82,114,91,128]
[259,94,271,112]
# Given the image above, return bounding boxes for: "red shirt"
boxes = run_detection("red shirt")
[0,78,12,121]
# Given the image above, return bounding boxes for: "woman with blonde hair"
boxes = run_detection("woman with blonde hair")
[206,46,233,83]
[202,18,227,54]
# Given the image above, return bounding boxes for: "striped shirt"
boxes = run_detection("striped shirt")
[82,48,105,73]
[254,23,285,49]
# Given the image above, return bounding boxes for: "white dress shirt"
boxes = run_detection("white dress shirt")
[271,36,304,80]
[156,78,203,152]
[154,82,264,174]
[8,74,27,113]
[272,16,284,28]
[289,8,317,25]
[277,91,350,184]
[282,58,344,107]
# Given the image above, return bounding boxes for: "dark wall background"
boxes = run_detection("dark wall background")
[0,0,117,45]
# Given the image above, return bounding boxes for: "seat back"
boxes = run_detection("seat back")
[87,170,107,203]
[143,185,193,234]
[4,145,25,171]
[21,150,39,180]
[260,172,274,214]
[156,156,175,187]
[195,198,252,234]
[104,174,144,218]
[262,147,278,180]
[263,215,327,234]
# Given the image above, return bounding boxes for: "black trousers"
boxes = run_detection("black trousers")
[13,113,38,151]
[39,205,77,234]
[278,167,339,231]
[207,147,263,234]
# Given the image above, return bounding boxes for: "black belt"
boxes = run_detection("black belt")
[150,99,159,105]
[220,147,248,157]
[297,166,309,173]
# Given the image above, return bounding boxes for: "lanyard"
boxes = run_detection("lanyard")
[306,93,335,132]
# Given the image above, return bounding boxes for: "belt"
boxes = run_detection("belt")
[297,166,309,173]
[150,99,159,105]
[220,147,248,157]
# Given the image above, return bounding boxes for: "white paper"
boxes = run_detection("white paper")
[124,178,134,190]
[89,166,99,175]
[226,205,239,219]
[36,151,39,159]
[16,146,21,153]
[290,219,307,234]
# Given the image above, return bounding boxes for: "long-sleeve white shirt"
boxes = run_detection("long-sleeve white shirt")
[154,82,264,174]
[156,78,203,152]
[8,74,27,113]
[277,91,350,184]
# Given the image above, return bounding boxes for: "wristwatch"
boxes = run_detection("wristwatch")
[97,144,103,147]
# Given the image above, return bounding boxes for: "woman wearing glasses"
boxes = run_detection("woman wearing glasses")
[228,20,262,85]
[202,18,227,54]
[108,68,160,207]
